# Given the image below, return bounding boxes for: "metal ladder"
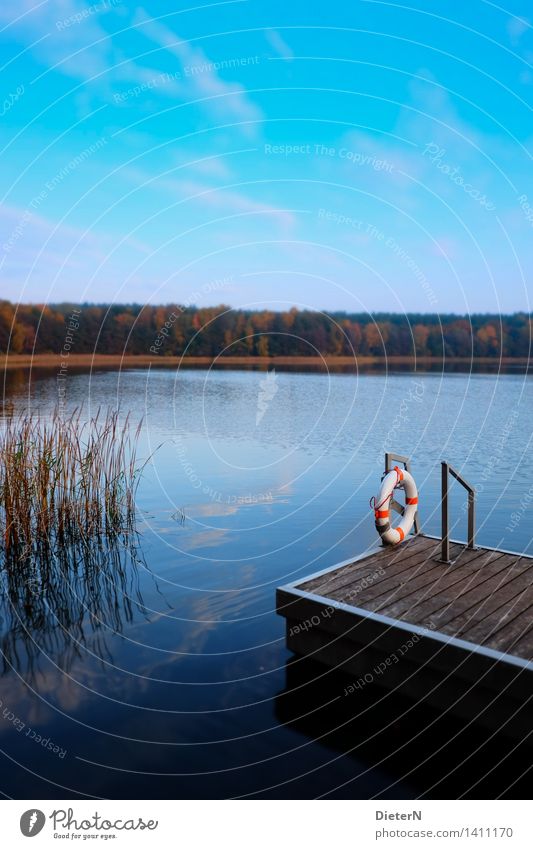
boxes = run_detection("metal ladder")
[385,451,476,562]
[440,461,476,563]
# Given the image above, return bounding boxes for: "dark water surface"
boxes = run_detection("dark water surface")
[0,366,532,799]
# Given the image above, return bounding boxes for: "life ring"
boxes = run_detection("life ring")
[371,466,418,545]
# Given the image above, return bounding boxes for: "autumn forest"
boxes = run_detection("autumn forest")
[0,301,531,359]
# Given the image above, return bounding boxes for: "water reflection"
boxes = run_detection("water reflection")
[276,657,533,799]
[0,531,150,680]
[0,365,531,799]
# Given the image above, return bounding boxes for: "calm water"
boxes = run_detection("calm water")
[1,366,532,799]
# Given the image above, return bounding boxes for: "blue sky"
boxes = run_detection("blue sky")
[0,0,532,313]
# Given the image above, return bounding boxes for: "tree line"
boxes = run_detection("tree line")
[0,301,531,358]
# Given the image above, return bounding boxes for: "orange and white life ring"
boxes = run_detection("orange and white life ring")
[371,466,418,546]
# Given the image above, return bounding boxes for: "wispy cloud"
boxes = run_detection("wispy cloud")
[507,15,530,46]
[189,156,233,179]
[505,15,532,86]
[157,177,296,228]
[0,0,114,80]
[264,28,294,60]
[0,0,174,100]
[133,8,263,135]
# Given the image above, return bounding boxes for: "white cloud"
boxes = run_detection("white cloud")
[507,16,530,45]
[189,156,233,179]
[0,0,175,101]
[264,29,294,61]
[156,176,295,229]
[133,8,263,136]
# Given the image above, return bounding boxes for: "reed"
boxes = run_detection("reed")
[0,408,144,562]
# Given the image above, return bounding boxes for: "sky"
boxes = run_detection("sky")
[0,0,532,314]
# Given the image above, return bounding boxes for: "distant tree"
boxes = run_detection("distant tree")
[363,323,384,355]
[475,323,500,356]
[413,324,429,354]
[256,335,269,356]
[341,320,361,355]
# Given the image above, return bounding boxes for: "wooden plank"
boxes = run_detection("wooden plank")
[330,542,470,607]
[368,549,516,624]
[506,620,533,659]
[434,559,533,638]
[467,593,533,656]
[299,535,430,596]
[400,555,531,651]
[368,547,503,608]
[310,537,449,602]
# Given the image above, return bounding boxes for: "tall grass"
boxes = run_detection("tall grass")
[0,408,143,561]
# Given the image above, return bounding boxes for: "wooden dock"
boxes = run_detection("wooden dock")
[277,534,533,739]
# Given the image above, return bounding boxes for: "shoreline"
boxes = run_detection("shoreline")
[1,353,531,369]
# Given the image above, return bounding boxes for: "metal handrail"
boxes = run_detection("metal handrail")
[385,452,420,535]
[441,461,476,563]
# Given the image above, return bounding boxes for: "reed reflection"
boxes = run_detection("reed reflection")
[0,530,152,680]
[0,407,153,678]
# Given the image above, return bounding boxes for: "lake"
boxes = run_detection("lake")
[1,365,532,799]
